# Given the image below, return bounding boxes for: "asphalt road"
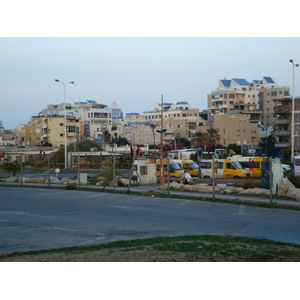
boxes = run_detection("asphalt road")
[1,186,300,254]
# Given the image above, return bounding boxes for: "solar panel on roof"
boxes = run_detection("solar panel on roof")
[232,78,251,86]
[263,77,275,84]
[79,101,87,104]
[220,80,231,87]
[86,100,97,103]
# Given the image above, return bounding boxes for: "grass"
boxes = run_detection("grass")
[1,235,300,262]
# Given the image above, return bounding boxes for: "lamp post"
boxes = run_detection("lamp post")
[289,60,299,163]
[55,79,74,169]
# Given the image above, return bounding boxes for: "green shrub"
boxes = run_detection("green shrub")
[66,183,76,190]
[234,179,259,189]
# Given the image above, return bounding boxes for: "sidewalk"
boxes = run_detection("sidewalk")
[1,181,300,209]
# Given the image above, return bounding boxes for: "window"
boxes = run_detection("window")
[271,91,277,97]
[229,94,235,98]
[67,126,76,132]
[140,166,148,175]
[94,113,108,118]
[226,162,234,169]
[188,122,196,129]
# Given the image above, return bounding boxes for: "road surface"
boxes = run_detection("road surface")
[1,186,300,254]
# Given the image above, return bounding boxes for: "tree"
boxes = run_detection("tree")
[102,130,111,143]
[258,135,276,150]
[52,140,102,164]
[227,143,241,155]
[191,131,207,147]
[177,137,191,148]
[113,137,130,146]
[206,128,221,146]
[1,160,21,176]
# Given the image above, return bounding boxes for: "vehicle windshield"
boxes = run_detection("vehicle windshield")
[170,163,182,170]
[190,162,199,168]
[233,161,243,169]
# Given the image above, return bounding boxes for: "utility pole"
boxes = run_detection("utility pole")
[160,95,163,184]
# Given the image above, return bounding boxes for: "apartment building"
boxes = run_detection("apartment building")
[22,115,81,147]
[273,97,300,154]
[112,102,206,146]
[208,77,289,124]
[207,78,257,118]
[258,85,290,127]
[40,100,116,141]
[0,129,16,147]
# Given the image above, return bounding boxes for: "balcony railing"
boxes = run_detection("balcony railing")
[274,119,290,125]
[274,130,290,137]
[275,142,290,148]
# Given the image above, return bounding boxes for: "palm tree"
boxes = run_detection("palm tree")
[191,131,207,147]
[206,128,221,147]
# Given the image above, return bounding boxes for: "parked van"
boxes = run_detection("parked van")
[200,159,250,179]
[173,159,199,177]
[156,159,184,178]
[229,156,264,178]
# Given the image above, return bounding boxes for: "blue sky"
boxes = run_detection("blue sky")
[1,2,300,129]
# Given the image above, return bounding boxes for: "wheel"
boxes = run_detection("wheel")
[233,176,240,179]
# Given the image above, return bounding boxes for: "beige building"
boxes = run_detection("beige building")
[212,114,258,147]
[0,129,16,147]
[112,102,206,147]
[22,115,81,148]
[258,86,290,128]
[273,97,300,153]
[208,77,289,126]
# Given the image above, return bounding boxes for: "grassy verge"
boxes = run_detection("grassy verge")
[1,235,300,262]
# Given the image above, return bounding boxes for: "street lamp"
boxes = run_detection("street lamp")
[289,60,299,163]
[55,79,74,169]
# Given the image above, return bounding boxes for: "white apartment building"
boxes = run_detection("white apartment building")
[40,100,122,141]
[207,77,289,126]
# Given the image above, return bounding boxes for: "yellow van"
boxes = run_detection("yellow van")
[156,159,184,178]
[200,159,250,179]
[173,159,200,177]
[229,156,264,177]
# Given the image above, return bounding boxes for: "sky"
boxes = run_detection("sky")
[1,1,300,130]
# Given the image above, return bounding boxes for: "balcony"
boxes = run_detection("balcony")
[274,130,290,137]
[274,119,290,125]
[211,97,224,102]
[273,106,291,114]
[275,142,290,148]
